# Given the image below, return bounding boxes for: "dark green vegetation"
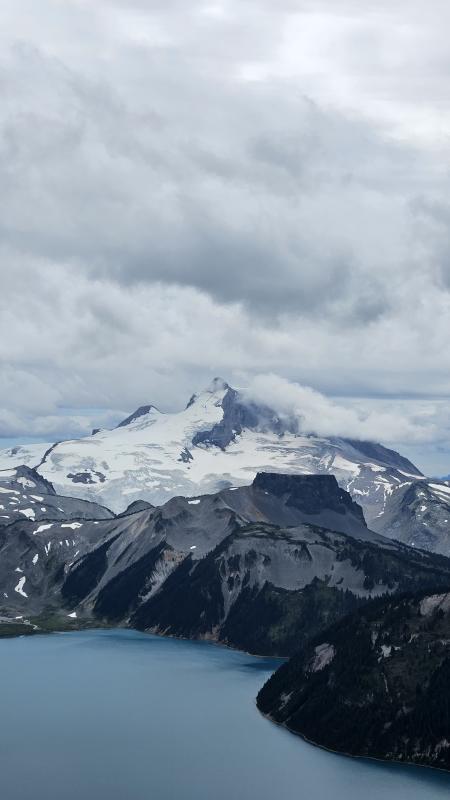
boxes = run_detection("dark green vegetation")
[0,612,102,638]
[219,581,360,655]
[127,522,450,655]
[257,589,450,771]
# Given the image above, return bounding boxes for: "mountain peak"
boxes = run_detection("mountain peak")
[204,376,230,394]
[252,472,366,525]
[116,404,159,428]
[186,377,231,409]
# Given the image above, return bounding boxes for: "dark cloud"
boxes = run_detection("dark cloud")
[0,41,431,321]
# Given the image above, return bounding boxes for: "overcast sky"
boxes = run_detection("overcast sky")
[1,0,450,474]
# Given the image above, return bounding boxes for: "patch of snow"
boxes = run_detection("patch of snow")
[430,483,450,496]
[332,455,360,476]
[67,612,77,619]
[17,477,36,489]
[30,495,44,502]
[32,554,39,565]
[381,644,392,658]
[14,567,23,573]
[33,523,53,535]
[61,522,83,530]
[19,508,35,520]
[14,576,28,598]
[187,499,200,505]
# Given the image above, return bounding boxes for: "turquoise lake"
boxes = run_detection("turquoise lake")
[1,629,449,799]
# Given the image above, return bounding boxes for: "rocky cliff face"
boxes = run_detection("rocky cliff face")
[12,471,447,655]
[257,589,450,770]
[2,469,450,655]
[128,520,450,655]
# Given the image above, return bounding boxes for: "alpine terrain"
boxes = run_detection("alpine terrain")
[1,382,450,772]
[0,379,429,531]
[1,465,450,659]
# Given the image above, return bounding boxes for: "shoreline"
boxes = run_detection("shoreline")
[0,615,287,661]
[256,707,450,779]
[4,616,450,779]
[3,615,450,779]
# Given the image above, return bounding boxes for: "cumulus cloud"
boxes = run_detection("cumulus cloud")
[243,374,450,476]
[243,374,440,444]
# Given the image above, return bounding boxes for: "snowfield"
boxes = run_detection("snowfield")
[0,379,425,520]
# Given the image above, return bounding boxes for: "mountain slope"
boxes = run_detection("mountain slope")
[372,480,450,556]
[257,589,450,770]
[0,379,423,519]
[0,470,371,620]
[2,470,450,659]
[128,520,450,655]
[0,465,114,525]
[56,474,450,655]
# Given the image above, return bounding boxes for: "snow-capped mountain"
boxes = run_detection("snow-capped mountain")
[372,479,450,556]
[0,377,424,518]
[0,465,114,525]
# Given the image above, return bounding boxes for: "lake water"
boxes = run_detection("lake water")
[1,630,449,800]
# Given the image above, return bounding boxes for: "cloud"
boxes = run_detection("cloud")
[0,4,447,322]
[0,409,105,440]
[243,374,450,475]
[243,374,441,444]
[0,1,448,473]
